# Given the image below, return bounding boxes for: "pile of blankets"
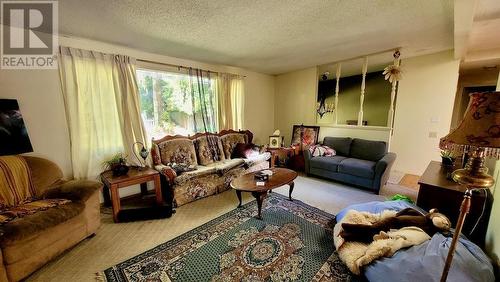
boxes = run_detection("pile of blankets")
[333,209,431,275]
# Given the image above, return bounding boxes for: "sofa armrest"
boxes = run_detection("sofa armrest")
[0,248,8,282]
[155,164,177,184]
[42,180,102,203]
[303,149,312,174]
[373,152,397,192]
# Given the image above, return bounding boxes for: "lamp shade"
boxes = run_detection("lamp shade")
[440,91,500,158]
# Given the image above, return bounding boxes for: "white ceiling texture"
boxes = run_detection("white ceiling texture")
[59,0,454,75]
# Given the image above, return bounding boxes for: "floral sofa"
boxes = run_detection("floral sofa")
[151,130,270,208]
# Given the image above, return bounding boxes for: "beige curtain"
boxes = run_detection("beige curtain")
[216,74,245,130]
[113,55,148,159]
[58,47,147,179]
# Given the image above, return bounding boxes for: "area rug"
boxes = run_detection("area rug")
[100,193,355,281]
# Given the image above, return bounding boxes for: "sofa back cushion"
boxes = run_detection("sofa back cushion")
[323,137,352,157]
[156,138,198,166]
[220,133,248,159]
[194,135,225,166]
[350,138,387,161]
[23,156,64,196]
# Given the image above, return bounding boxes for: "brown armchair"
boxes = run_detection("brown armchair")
[0,156,101,282]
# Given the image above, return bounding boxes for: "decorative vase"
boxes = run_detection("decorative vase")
[112,163,129,176]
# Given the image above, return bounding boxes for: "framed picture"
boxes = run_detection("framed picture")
[269,135,283,148]
[0,99,33,156]
[291,125,320,149]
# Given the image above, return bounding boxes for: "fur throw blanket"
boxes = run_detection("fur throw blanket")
[334,210,431,275]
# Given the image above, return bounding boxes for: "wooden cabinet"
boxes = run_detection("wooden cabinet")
[417,161,492,247]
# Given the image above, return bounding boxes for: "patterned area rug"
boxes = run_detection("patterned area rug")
[100,193,355,281]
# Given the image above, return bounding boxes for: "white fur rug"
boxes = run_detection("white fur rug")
[333,210,430,275]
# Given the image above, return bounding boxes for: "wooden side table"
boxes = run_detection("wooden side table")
[417,161,493,247]
[101,167,163,223]
[267,147,299,168]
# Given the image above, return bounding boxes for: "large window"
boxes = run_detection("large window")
[137,69,218,139]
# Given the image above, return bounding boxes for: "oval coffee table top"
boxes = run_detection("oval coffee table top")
[231,167,298,193]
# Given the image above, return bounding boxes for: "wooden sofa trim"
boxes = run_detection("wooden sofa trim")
[151,129,253,145]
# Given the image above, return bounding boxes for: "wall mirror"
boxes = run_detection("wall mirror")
[316,50,400,128]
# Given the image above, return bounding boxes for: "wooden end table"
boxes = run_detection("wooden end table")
[266,147,299,168]
[417,161,492,247]
[101,167,163,223]
[230,168,298,219]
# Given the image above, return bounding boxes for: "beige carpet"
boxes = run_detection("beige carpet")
[27,175,398,282]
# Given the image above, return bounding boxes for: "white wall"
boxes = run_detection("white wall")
[319,126,392,144]
[0,35,275,198]
[391,50,460,175]
[244,72,275,144]
[274,67,318,145]
[0,69,73,177]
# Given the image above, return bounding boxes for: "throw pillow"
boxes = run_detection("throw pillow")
[194,136,225,166]
[309,145,336,157]
[231,143,260,159]
[220,133,247,159]
[168,163,197,175]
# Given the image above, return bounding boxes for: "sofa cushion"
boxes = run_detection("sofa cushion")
[338,158,376,179]
[24,156,64,196]
[156,138,198,166]
[209,159,245,173]
[0,199,71,225]
[194,136,225,166]
[220,133,247,159]
[42,180,102,203]
[0,201,84,247]
[350,138,387,161]
[310,156,347,172]
[174,165,217,184]
[323,137,352,157]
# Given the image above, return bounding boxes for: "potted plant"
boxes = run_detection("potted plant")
[440,150,455,167]
[103,153,129,176]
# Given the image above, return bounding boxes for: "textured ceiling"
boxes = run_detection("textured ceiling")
[461,0,500,70]
[58,0,454,74]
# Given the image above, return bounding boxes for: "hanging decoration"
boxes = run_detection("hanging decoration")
[316,71,335,118]
[386,50,401,127]
[382,50,402,83]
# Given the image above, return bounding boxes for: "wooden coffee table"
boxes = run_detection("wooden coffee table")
[230,168,298,219]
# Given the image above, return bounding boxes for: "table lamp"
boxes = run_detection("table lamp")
[439,91,500,281]
[132,142,149,170]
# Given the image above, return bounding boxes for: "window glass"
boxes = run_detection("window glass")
[137,69,217,139]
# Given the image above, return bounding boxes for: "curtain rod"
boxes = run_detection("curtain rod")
[137,58,246,78]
